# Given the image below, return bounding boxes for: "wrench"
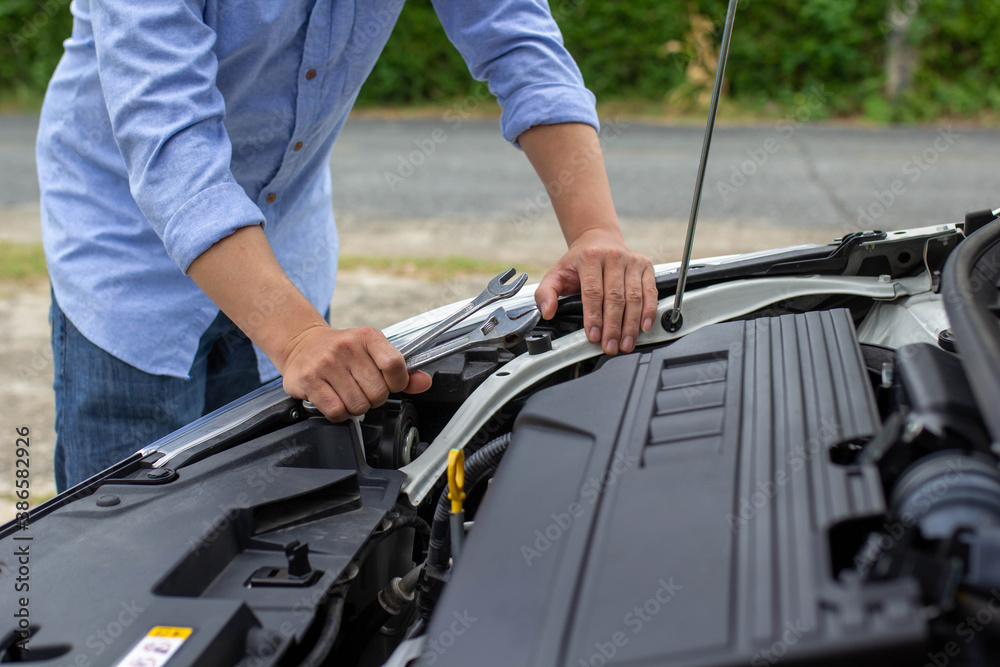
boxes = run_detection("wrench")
[395,268,528,358]
[302,270,532,415]
[404,305,542,371]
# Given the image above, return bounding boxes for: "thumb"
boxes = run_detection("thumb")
[535,268,570,320]
[403,370,433,394]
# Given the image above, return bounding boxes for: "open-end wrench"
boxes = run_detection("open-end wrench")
[302,270,532,415]
[404,305,542,371]
[395,268,528,358]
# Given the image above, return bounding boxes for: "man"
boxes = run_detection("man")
[38,0,658,491]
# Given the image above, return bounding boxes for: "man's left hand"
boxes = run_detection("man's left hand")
[534,228,658,355]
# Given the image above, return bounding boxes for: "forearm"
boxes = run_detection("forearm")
[187,225,327,374]
[520,121,657,356]
[518,122,623,246]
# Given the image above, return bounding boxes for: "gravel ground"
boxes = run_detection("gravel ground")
[0,207,842,524]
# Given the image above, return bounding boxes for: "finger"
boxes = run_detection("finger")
[352,358,392,408]
[601,257,627,355]
[641,264,659,333]
[336,372,373,416]
[534,275,560,321]
[362,327,409,393]
[404,370,433,394]
[620,262,645,353]
[283,373,344,421]
[304,380,350,423]
[578,252,605,344]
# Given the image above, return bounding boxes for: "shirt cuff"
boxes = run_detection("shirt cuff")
[501,82,600,148]
[162,182,265,273]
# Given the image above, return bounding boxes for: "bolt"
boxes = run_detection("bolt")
[96,495,121,507]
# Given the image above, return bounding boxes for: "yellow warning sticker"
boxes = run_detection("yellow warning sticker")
[147,627,193,639]
[113,627,193,667]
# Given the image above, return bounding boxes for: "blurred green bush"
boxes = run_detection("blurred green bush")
[0,0,73,103]
[2,0,998,120]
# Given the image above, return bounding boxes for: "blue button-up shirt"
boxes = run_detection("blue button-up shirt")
[38,0,598,380]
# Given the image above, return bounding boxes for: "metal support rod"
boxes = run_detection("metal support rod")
[670,0,740,327]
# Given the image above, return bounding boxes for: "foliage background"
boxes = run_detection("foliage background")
[2,0,998,121]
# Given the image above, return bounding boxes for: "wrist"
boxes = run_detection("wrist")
[242,296,329,375]
[566,223,626,249]
[271,320,330,376]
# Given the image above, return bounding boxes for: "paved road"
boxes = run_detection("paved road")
[2,114,997,231]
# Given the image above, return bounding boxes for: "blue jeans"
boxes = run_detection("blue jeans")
[51,293,264,491]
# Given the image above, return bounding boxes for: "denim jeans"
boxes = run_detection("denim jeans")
[51,292,264,491]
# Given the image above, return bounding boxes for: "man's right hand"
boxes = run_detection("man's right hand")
[188,227,431,423]
[279,324,432,422]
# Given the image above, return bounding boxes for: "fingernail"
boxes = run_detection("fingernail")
[606,339,619,355]
[589,327,600,343]
[540,299,551,315]
[622,336,634,353]
[642,317,653,333]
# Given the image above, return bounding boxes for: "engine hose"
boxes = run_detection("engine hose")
[326,515,429,663]
[355,513,431,568]
[425,432,513,573]
[298,596,346,667]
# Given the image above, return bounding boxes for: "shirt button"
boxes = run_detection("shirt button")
[305,69,317,80]
[265,193,276,203]
[293,142,303,151]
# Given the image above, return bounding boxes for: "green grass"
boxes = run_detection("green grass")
[0,244,536,284]
[0,241,47,281]
[338,254,545,281]
[0,86,45,113]
[4,90,998,126]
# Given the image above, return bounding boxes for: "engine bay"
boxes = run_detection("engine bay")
[2,221,1000,666]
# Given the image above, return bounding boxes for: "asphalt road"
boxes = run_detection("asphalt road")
[2,113,997,232]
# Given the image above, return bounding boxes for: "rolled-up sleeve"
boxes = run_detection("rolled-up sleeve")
[431,0,600,146]
[90,0,264,272]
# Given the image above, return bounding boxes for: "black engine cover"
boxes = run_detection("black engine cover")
[423,309,927,667]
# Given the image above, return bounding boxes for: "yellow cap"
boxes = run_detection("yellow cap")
[447,448,466,514]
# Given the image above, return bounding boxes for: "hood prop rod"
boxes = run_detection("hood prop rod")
[666,0,740,332]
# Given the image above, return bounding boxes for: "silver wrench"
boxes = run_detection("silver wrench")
[302,270,532,414]
[395,268,528,358]
[404,305,542,371]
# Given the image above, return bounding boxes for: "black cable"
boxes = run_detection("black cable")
[355,513,431,567]
[303,515,428,665]
[416,433,514,621]
[425,432,513,572]
[298,596,346,667]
